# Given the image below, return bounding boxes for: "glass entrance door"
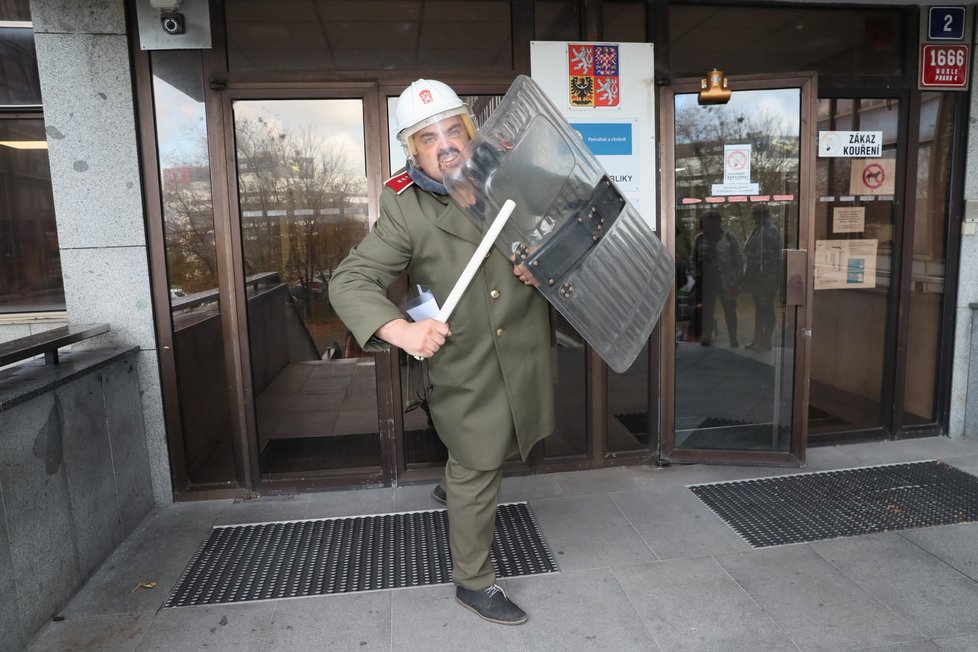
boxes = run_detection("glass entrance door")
[227,97,383,483]
[661,75,815,465]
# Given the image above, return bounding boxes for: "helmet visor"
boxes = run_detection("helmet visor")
[404,113,475,181]
[398,107,476,160]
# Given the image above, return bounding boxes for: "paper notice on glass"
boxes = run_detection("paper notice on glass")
[814,239,878,290]
[832,206,865,233]
[401,286,440,321]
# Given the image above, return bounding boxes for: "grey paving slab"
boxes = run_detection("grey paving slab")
[212,494,308,526]
[392,481,444,513]
[611,486,751,559]
[639,460,781,488]
[27,611,154,652]
[946,453,978,477]
[139,501,230,534]
[716,545,923,651]
[848,642,940,651]
[300,486,395,520]
[265,592,391,650]
[18,435,978,652]
[551,466,649,495]
[811,533,978,639]
[844,437,978,466]
[900,522,978,582]
[63,526,207,617]
[498,472,566,503]
[614,556,798,651]
[934,632,978,650]
[133,602,276,651]
[510,568,659,651]
[391,583,524,651]
[803,444,875,471]
[531,494,658,571]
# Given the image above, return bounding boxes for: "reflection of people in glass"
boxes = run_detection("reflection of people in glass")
[690,211,743,347]
[329,80,553,626]
[743,204,781,351]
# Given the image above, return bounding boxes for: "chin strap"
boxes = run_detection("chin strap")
[407,165,449,196]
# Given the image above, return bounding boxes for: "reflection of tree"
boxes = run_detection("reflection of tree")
[233,116,367,293]
[676,105,798,194]
[675,103,799,244]
[161,114,368,299]
[162,162,219,293]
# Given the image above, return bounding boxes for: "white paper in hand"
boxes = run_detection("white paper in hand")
[401,285,440,322]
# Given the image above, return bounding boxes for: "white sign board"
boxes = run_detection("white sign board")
[531,41,656,229]
[723,144,752,183]
[818,131,883,158]
[832,207,866,233]
[814,239,878,290]
[711,182,760,196]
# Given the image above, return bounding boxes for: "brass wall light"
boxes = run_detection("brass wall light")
[699,69,731,105]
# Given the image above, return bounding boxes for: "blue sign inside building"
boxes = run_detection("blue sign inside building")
[570,122,633,156]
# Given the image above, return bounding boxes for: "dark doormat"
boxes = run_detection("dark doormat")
[261,429,448,473]
[260,434,381,473]
[164,502,559,607]
[689,460,978,548]
[615,412,650,442]
[404,428,448,464]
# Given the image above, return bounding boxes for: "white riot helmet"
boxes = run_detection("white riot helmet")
[395,79,476,165]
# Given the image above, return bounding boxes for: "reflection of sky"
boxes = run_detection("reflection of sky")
[234,100,366,176]
[153,79,367,175]
[154,77,207,167]
[676,87,801,133]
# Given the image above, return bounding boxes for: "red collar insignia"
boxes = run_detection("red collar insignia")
[384,170,414,195]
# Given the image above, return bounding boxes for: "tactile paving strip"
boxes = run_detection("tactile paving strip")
[689,460,978,548]
[164,502,558,607]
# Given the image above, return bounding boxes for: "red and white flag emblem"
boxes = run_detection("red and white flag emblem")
[568,44,620,108]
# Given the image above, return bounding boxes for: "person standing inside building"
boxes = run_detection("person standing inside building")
[690,210,743,347]
[329,79,554,625]
[743,204,782,351]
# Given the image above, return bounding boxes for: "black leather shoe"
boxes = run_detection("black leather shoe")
[431,483,447,505]
[456,584,528,625]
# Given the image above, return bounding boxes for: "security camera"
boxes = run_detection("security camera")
[160,11,185,35]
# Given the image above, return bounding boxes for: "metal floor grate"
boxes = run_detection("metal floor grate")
[689,460,978,548]
[164,502,558,607]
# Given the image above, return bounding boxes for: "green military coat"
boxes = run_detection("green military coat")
[329,173,555,470]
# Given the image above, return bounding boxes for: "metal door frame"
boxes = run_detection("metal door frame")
[658,72,816,466]
[210,83,392,492]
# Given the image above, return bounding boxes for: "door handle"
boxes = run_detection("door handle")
[784,249,807,306]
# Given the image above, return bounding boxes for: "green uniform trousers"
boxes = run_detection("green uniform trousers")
[444,435,519,590]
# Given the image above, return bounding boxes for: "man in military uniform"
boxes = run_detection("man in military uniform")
[329,79,555,625]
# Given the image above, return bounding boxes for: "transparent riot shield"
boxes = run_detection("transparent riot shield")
[444,75,673,373]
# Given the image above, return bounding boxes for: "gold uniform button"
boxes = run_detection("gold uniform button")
[496,328,504,337]
[490,289,500,299]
